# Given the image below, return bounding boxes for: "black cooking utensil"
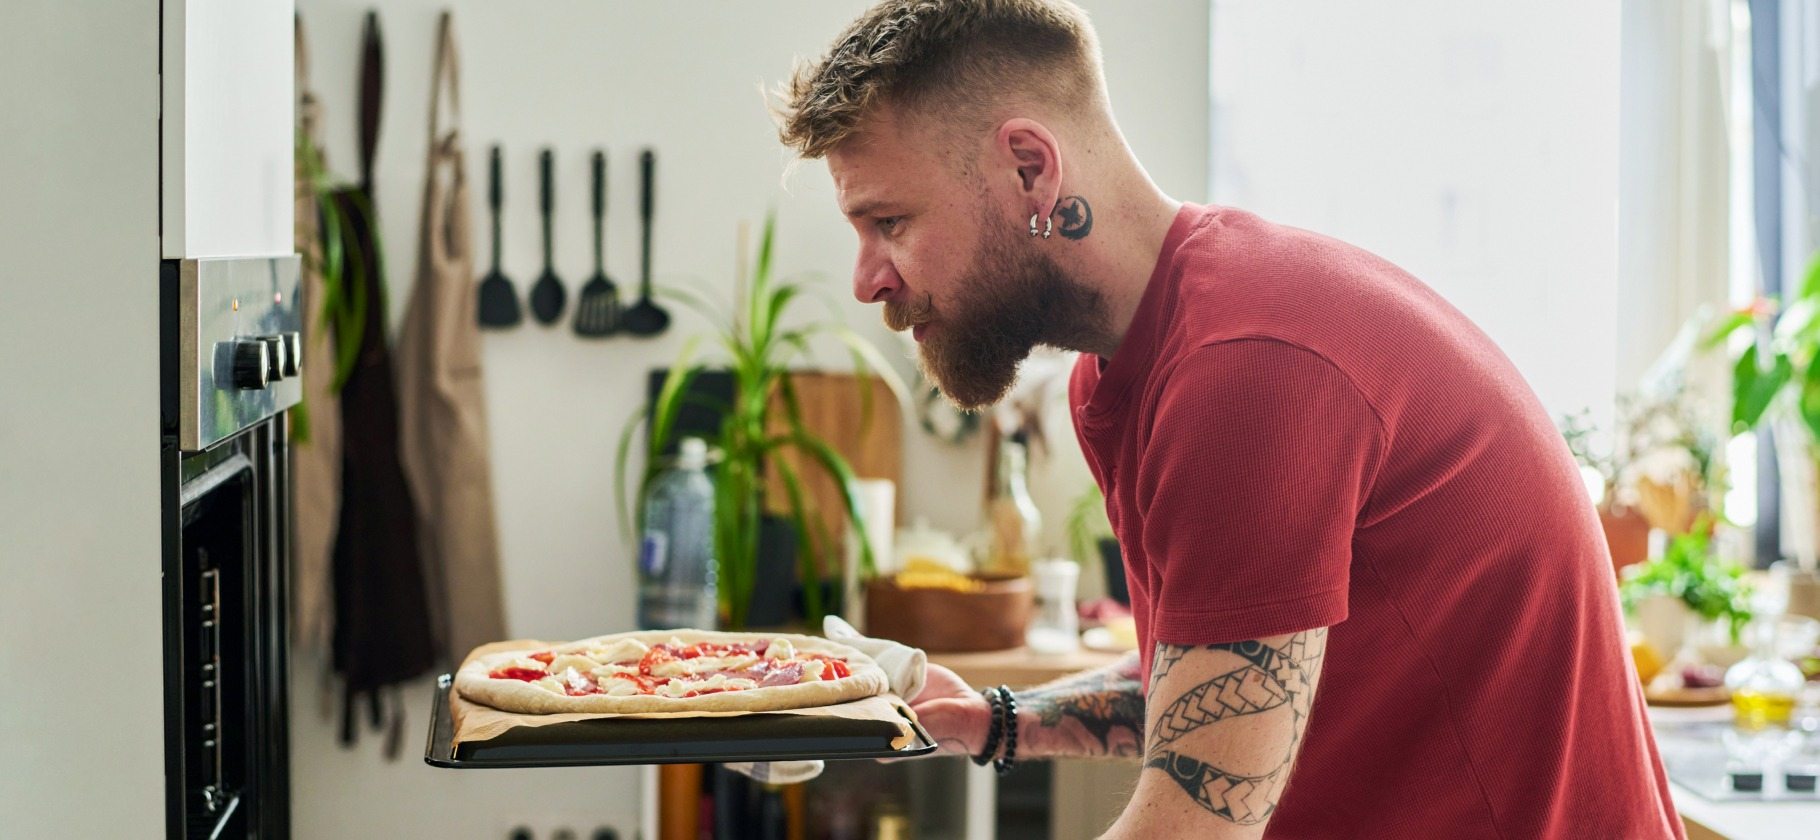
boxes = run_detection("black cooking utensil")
[573,149,619,337]
[619,148,670,337]
[528,147,566,325]
[476,145,522,327]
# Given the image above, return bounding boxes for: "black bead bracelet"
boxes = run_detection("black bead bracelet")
[972,686,1006,767]
[970,685,1019,775]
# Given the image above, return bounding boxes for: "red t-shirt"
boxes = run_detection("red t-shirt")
[1070,204,1681,838]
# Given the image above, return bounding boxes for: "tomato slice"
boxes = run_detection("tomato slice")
[489,667,546,682]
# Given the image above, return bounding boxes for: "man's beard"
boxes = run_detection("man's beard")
[885,222,1104,410]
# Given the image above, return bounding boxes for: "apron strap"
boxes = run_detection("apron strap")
[356,11,385,192]
[428,11,461,144]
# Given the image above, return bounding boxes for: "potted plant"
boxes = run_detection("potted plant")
[615,213,907,630]
[1065,483,1126,606]
[1705,251,1820,619]
[1619,515,1754,659]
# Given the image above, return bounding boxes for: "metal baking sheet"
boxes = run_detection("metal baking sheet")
[424,675,939,769]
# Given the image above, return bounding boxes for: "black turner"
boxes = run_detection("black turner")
[573,149,619,337]
[476,145,521,328]
[618,148,670,337]
[528,147,566,325]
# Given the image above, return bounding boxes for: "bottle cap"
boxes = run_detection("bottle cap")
[678,437,709,470]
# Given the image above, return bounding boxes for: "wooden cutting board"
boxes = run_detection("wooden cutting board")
[762,372,903,572]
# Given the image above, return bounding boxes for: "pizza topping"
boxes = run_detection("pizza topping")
[534,676,566,694]
[548,654,601,675]
[585,638,651,663]
[759,661,804,687]
[561,667,596,697]
[766,638,797,661]
[489,666,548,682]
[528,651,555,665]
[507,656,550,673]
[801,659,826,682]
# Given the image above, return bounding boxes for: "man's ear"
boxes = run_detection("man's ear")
[996,118,1063,219]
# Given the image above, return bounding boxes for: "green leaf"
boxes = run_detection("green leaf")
[1732,344,1793,431]
[1699,310,1756,351]
[1802,361,1820,442]
[1802,252,1820,301]
[780,429,879,578]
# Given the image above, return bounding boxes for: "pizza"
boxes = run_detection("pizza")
[454,629,891,715]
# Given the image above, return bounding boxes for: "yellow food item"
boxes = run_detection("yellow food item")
[1630,638,1664,686]
[891,563,983,593]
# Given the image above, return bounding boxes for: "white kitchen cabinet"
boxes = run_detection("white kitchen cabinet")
[161,0,292,258]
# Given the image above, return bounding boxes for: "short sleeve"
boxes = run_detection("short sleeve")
[1137,339,1383,645]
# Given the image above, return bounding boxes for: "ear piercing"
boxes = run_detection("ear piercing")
[1028,213,1052,239]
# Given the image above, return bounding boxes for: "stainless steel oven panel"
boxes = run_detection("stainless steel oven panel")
[176,256,303,451]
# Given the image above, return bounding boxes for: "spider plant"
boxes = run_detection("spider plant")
[615,212,909,629]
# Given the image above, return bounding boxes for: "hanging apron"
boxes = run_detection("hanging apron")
[291,13,340,657]
[328,10,437,753]
[394,11,509,665]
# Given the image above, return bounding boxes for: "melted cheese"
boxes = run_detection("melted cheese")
[508,656,549,673]
[802,659,826,681]
[766,638,796,660]
[532,676,565,695]
[548,654,601,674]
[586,638,651,664]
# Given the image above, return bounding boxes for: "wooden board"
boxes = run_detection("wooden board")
[763,372,903,572]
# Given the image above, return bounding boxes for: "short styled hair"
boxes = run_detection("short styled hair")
[777,0,1105,159]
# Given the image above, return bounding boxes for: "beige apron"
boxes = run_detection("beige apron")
[292,14,340,654]
[395,11,508,664]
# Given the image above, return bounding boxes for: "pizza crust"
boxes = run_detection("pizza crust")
[454,629,891,715]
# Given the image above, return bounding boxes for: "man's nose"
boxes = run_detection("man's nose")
[852,248,902,304]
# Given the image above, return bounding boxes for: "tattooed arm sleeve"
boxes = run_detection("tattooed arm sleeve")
[1103,628,1329,838]
[1011,651,1147,759]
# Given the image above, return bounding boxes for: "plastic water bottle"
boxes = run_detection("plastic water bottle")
[637,437,718,630]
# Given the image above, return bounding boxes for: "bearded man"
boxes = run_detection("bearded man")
[775,2,1683,837]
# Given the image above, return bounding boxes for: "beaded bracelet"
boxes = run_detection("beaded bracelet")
[971,686,1006,767]
[994,685,1019,776]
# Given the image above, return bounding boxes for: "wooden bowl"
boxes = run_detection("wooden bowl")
[864,575,1033,653]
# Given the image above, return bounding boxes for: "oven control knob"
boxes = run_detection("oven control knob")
[257,336,286,382]
[230,339,270,390]
[279,331,302,377]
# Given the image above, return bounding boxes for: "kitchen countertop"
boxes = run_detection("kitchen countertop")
[1650,705,1820,840]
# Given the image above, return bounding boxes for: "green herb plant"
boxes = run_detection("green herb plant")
[1619,514,1754,644]
[615,212,908,630]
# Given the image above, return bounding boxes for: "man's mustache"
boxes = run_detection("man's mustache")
[883,293,934,332]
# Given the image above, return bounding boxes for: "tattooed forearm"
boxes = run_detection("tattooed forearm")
[1143,629,1328,826]
[1015,652,1146,758]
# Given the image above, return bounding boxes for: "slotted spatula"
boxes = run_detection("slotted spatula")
[528,147,566,325]
[572,149,619,337]
[476,145,521,327]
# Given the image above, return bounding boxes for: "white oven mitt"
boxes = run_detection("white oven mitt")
[722,616,928,784]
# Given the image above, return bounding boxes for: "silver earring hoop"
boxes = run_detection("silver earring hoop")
[1029,213,1052,239]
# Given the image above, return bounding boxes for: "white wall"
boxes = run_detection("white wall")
[1210,0,1622,433]
[0,1,166,836]
[287,2,1207,837]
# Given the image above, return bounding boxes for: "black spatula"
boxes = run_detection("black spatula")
[573,149,619,337]
[476,145,522,328]
[528,147,566,325]
[619,148,670,337]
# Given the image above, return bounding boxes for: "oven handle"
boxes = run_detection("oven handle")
[179,454,255,509]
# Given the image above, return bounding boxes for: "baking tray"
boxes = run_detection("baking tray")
[425,674,939,769]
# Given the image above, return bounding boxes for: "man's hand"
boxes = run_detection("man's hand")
[904,663,992,757]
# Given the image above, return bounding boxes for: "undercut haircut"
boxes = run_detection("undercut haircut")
[776,0,1106,159]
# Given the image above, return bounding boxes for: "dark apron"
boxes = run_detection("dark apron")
[327,10,436,755]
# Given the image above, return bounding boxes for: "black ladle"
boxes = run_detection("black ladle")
[619,148,670,337]
[528,147,566,325]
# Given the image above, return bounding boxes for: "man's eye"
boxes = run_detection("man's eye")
[876,216,903,235]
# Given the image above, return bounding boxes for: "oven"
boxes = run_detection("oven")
[161,256,301,839]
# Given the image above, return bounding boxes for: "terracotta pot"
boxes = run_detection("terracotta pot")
[1600,505,1650,573]
[864,574,1033,653]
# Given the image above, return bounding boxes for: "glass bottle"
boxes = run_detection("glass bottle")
[1724,618,1805,730]
[985,434,1041,577]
